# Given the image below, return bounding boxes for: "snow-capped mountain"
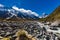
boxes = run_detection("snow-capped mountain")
[0,6,40,20]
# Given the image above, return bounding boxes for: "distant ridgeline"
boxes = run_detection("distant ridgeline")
[0,7,40,21]
[40,6,60,22]
[0,6,60,22]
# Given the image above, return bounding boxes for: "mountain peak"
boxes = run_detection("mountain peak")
[0,7,40,21]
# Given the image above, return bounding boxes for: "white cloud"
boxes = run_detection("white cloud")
[12,6,39,17]
[12,6,19,10]
[0,4,4,7]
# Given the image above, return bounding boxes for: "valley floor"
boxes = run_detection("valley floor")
[0,21,60,40]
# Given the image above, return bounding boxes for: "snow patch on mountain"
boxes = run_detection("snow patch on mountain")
[6,9,18,19]
[0,4,41,19]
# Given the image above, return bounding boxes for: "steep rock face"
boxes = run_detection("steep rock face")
[46,6,60,22]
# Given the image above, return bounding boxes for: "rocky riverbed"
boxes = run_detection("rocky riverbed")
[0,21,60,40]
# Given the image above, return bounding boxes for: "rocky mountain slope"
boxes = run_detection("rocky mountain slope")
[45,6,60,22]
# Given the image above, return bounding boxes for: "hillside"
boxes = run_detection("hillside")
[45,6,60,22]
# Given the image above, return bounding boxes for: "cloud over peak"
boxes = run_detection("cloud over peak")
[0,4,4,7]
[0,4,40,19]
[12,6,39,16]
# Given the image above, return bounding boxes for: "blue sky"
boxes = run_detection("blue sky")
[0,0,60,15]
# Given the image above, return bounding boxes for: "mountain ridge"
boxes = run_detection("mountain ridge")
[0,7,40,21]
[45,6,60,22]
